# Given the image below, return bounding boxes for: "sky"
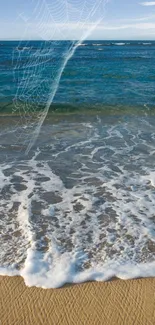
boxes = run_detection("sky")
[0,0,155,40]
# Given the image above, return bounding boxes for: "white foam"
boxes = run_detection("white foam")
[92,43,103,46]
[1,117,155,288]
[1,254,155,289]
[78,43,87,46]
[114,43,125,46]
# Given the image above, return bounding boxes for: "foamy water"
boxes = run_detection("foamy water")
[0,114,155,288]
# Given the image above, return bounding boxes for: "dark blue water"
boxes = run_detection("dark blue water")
[0,40,155,111]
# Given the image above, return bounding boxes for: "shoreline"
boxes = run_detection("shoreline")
[1,276,155,325]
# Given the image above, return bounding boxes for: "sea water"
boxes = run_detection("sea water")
[0,41,155,288]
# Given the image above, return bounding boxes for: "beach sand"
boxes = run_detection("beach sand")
[0,276,155,325]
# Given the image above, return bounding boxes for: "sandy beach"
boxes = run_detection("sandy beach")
[0,276,155,325]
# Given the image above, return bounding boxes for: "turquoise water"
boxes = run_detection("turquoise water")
[0,40,155,111]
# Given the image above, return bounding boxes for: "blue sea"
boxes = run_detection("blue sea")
[0,40,155,109]
[0,40,155,288]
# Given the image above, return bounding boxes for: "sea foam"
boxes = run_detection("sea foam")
[0,116,155,288]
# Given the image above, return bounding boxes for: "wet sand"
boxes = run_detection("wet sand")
[0,276,155,325]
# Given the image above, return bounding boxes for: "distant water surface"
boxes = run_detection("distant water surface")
[0,40,155,111]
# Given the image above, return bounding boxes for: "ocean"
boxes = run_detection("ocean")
[0,40,155,288]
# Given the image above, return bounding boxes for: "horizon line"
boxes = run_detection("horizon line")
[0,39,155,41]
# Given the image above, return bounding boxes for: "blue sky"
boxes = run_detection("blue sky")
[0,0,155,40]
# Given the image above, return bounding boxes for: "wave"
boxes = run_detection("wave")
[78,43,87,46]
[0,102,154,115]
[16,47,32,51]
[94,42,154,47]
[1,261,155,288]
[1,114,155,288]
[113,42,126,46]
[92,43,103,46]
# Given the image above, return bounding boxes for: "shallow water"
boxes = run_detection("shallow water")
[0,112,155,288]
